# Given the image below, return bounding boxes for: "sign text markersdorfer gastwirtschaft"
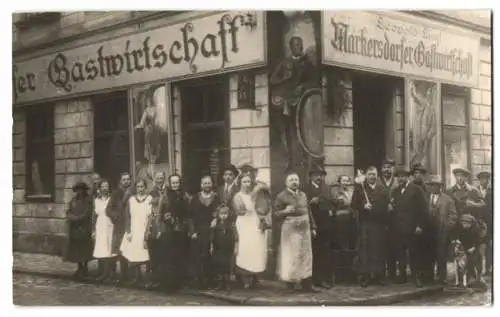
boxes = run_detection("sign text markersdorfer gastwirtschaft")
[13,13,258,102]
[330,17,474,81]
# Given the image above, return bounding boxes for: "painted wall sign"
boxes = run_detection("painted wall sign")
[13,11,266,105]
[322,11,480,86]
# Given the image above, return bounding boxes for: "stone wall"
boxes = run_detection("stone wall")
[471,42,492,183]
[323,73,354,186]
[12,98,94,255]
[229,71,271,186]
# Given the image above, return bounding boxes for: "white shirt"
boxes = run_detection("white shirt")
[479,186,488,198]
[224,183,234,194]
[311,182,320,189]
[400,181,409,194]
[430,193,439,206]
[367,183,376,190]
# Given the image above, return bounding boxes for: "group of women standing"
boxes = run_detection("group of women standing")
[63,164,270,292]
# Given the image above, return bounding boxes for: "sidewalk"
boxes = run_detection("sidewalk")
[13,252,444,306]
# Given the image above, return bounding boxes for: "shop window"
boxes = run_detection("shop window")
[181,79,229,193]
[130,84,170,188]
[442,86,470,189]
[25,104,55,202]
[93,91,130,188]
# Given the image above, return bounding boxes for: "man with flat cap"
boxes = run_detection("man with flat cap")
[446,168,484,217]
[377,159,399,282]
[305,165,333,289]
[425,175,457,284]
[476,171,492,276]
[390,168,428,287]
[411,163,428,192]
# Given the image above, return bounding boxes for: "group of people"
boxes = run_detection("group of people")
[62,160,492,293]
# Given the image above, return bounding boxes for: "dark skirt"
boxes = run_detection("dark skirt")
[187,228,212,280]
[63,237,94,263]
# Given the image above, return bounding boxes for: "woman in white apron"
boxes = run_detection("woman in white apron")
[233,173,269,289]
[120,179,152,286]
[92,180,115,282]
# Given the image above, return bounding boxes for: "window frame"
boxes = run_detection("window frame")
[24,103,55,203]
[441,85,472,189]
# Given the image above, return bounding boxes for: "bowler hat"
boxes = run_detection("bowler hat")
[221,164,239,176]
[452,167,470,177]
[382,159,396,167]
[425,175,443,185]
[411,163,427,174]
[477,171,491,179]
[72,181,89,192]
[394,168,410,177]
[309,165,327,176]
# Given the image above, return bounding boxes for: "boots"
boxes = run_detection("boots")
[126,265,142,287]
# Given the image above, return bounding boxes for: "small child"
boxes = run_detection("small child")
[210,205,238,291]
[452,214,485,287]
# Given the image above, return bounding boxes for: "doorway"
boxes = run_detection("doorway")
[352,73,397,172]
[181,78,230,194]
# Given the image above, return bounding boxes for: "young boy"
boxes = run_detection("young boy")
[210,205,238,291]
[452,214,485,287]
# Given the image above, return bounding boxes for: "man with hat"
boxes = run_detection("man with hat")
[411,163,428,192]
[217,164,239,209]
[63,181,94,280]
[377,159,399,282]
[425,175,457,284]
[390,167,428,287]
[451,213,485,287]
[305,165,333,289]
[476,171,492,276]
[446,168,484,217]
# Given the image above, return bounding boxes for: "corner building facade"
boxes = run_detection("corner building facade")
[12,11,491,257]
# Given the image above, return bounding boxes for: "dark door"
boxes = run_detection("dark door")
[93,91,130,188]
[181,79,230,194]
[353,75,391,172]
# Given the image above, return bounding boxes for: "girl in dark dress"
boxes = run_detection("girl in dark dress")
[210,205,238,291]
[187,175,221,289]
[63,182,94,280]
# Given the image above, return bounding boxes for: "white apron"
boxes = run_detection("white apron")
[235,193,267,273]
[93,196,115,258]
[278,214,313,282]
[120,195,151,263]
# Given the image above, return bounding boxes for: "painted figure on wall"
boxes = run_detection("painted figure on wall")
[132,84,169,187]
[269,11,322,175]
[409,80,438,175]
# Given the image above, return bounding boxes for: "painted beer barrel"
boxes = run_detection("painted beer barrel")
[295,88,324,159]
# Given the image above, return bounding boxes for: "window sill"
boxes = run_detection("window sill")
[25,194,54,203]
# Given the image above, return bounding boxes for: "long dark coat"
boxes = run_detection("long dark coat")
[351,182,389,275]
[304,182,332,234]
[427,192,457,260]
[106,186,133,254]
[217,183,239,221]
[63,195,94,263]
[187,192,221,281]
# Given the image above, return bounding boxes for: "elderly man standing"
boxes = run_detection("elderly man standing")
[390,168,428,287]
[352,166,390,287]
[377,159,399,282]
[274,172,317,292]
[305,166,333,289]
[425,175,457,284]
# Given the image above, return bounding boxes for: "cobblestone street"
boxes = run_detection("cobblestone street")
[13,273,228,306]
[397,286,492,306]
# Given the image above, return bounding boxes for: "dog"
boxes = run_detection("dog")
[450,240,468,288]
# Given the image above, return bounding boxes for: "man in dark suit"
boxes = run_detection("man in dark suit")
[476,171,492,276]
[352,166,390,287]
[305,166,333,289]
[377,159,399,282]
[217,164,239,213]
[425,175,457,284]
[390,168,428,287]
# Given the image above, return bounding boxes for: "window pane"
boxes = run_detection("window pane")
[26,105,54,199]
[205,83,227,122]
[443,127,468,189]
[443,93,466,126]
